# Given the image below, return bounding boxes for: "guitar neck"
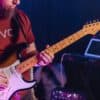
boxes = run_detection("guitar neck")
[44,29,87,54]
[17,29,88,74]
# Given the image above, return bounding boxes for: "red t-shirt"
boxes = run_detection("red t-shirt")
[0,9,35,99]
[0,9,35,55]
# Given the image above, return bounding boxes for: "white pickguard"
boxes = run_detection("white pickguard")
[0,61,36,100]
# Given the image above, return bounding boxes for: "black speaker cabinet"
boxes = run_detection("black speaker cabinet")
[63,53,100,100]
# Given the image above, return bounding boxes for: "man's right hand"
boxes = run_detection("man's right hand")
[0,71,8,91]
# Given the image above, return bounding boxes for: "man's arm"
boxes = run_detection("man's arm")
[25,42,38,56]
[20,42,38,60]
[22,42,54,67]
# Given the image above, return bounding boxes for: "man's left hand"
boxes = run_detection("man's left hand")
[37,45,54,66]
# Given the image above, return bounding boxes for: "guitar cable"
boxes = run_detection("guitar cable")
[59,53,71,87]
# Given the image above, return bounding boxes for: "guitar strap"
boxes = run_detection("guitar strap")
[15,12,28,46]
[15,12,37,100]
[11,11,29,60]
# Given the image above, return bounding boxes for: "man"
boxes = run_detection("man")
[0,0,54,99]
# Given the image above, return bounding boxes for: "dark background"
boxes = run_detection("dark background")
[19,0,100,99]
[19,0,100,60]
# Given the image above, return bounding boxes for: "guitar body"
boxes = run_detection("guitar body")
[0,54,36,100]
[0,62,36,100]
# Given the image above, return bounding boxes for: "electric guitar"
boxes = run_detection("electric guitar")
[0,21,100,100]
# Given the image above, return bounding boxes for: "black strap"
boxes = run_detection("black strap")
[15,12,28,45]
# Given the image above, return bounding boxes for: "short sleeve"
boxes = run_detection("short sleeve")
[17,10,35,43]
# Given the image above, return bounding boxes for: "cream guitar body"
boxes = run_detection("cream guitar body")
[0,58,36,100]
